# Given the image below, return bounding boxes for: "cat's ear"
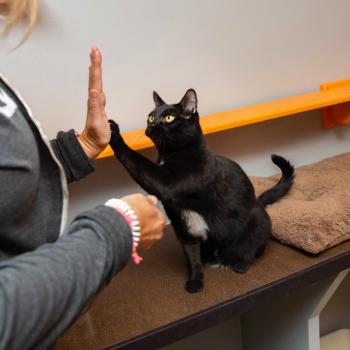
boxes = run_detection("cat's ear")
[179,89,197,114]
[153,91,165,107]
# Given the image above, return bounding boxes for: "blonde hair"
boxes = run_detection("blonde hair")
[0,0,38,46]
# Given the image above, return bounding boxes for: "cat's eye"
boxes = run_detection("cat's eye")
[164,115,175,123]
[148,115,155,123]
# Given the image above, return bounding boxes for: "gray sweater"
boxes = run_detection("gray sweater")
[0,75,132,349]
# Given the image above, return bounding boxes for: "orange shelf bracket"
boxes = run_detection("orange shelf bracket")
[321,79,350,129]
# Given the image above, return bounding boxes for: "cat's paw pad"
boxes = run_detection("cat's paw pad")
[231,261,250,274]
[185,279,203,293]
[109,119,120,134]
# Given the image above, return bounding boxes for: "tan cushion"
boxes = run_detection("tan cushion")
[251,153,350,254]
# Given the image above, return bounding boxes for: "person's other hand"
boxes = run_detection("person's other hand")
[78,46,110,160]
[121,194,166,250]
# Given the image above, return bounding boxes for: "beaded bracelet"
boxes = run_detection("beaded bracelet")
[105,198,143,264]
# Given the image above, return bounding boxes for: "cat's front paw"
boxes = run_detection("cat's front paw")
[108,119,123,149]
[185,279,203,293]
[109,119,121,135]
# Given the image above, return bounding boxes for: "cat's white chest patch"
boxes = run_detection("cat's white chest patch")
[0,89,17,119]
[181,210,209,240]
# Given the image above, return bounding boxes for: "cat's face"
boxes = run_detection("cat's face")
[145,89,201,150]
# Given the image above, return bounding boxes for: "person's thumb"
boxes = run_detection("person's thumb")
[147,195,158,206]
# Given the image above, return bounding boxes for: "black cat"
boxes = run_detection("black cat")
[109,89,294,293]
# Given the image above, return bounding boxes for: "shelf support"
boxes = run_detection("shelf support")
[241,269,349,350]
[322,79,350,129]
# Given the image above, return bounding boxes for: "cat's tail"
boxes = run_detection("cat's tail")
[257,154,295,207]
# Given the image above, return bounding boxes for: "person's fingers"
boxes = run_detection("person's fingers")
[146,195,158,206]
[88,46,103,93]
[100,91,106,109]
[87,89,101,115]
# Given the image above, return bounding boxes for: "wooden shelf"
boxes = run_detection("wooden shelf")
[98,78,350,159]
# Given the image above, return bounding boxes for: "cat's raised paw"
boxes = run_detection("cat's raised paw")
[231,261,250,274]
[108,119,120,134]
[185,279,203,293]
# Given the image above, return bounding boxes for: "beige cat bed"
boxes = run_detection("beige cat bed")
[251,152,350,254]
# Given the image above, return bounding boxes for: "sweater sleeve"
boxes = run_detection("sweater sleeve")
[0,205,132,350]
[50,129,95,183]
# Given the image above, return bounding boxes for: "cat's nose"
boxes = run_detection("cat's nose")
[145,126,156,137]
[149,121,161,128]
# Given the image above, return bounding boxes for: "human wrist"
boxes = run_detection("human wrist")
[77,131,105,160]
[105,198,143,264]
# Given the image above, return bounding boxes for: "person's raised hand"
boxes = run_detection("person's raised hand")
[77,46,111,160]
[121,194,166,250]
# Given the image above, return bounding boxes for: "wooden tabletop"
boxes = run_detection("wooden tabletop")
[55,227,350,350]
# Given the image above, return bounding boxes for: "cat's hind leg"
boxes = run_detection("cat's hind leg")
[221,206,271,273]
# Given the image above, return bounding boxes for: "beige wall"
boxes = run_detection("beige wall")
[2,0,350,137]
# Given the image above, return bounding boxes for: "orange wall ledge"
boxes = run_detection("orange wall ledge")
[98,78,350,160]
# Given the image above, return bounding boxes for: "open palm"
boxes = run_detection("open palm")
[78,46,110,160]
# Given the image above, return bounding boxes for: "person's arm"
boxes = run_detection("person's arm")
[0,205,132,350]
